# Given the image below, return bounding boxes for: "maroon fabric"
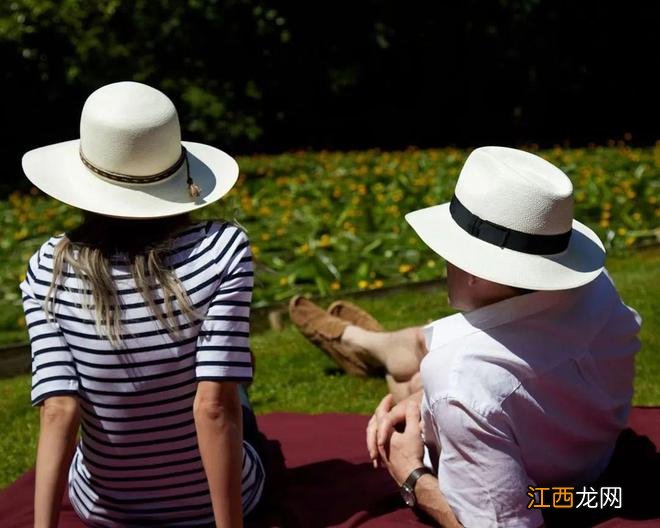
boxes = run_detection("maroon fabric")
[1,408,659,527]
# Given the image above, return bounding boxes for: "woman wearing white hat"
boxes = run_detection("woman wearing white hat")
[290,146,644,527]
[20,81,265,527]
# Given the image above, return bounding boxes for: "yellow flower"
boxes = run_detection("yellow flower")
[276,227,286,236]
[330,281,341,291]
[298,243,310,254]
[427,260,436,268]
[399,264,413,274]
[371,279,384,289]
[617,227,627,236]
[17,316,26,328]
[261,233,271,241]
[625,236,636,247]
[599,219,610,228]
[318,234,331,248]
[358,280,369,289]
[252,245,260,256]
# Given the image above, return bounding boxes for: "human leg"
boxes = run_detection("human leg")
[340,325,426,402]
[289,297,428,402]
[341,325,427,381]
[384,372,423,403]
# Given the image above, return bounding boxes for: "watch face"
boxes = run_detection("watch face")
[400,483,415,507]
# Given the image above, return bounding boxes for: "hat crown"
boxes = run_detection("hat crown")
[79,81,181,177]
[455,146,574,236]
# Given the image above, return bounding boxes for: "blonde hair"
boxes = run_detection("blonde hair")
[44,211,206,349]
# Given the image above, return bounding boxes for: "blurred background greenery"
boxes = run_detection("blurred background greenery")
[1,0,657,195]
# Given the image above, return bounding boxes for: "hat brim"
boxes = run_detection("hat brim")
[405,203,605,290]
[22,139,238,219]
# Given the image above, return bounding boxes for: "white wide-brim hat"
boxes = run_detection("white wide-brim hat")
[22,81,239,219]
[405,146,605,291]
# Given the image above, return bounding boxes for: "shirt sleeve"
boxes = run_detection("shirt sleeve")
[431,397,544,528]
[19,246,79,407]
[195,227,254,382]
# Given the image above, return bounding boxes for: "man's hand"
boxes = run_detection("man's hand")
[367,394,397,467]
[366,391,423,468]
[369,394,465,528]
[377,400,426,486]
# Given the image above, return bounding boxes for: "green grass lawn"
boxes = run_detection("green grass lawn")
[0,248,658,489]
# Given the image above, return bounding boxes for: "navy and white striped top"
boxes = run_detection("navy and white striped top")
[19,220,264,527]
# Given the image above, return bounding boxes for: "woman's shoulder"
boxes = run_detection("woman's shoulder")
[21,235,64,289]
[31,234,65,264]
[169,219,250,268]
[204,219,251,247]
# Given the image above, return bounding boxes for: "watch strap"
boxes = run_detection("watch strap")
[401,466,434,504]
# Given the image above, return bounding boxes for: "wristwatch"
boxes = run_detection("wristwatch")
[400,466,434,508]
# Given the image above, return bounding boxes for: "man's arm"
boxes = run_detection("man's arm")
[378,397,545,527]
[34,396,80,528]
[416,475,544,528]
[415,474,463,527]
[377,400,463,527]
[427,398,545,527]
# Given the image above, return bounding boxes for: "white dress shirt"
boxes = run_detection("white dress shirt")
[419,270,642,528]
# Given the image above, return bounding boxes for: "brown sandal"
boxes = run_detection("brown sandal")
[288,295,380,377]
[327,300,384,332]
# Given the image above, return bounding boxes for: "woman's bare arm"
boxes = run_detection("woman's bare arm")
[34,395,80,528]
[194,380,243,528]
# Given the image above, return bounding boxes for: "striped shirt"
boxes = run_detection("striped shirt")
[19,220,265,527]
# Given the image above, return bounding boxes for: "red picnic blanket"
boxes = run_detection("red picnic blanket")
[1,408,659,527]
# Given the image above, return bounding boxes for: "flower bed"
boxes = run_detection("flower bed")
[1,144,657,330]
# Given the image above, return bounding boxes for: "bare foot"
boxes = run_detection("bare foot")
[341,325,427,382]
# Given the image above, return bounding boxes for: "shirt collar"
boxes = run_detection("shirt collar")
[423,283,582,352]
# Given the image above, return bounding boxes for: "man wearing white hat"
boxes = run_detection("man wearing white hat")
[354,147,642,527]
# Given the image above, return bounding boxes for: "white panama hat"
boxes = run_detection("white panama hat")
[405,146,606,291]
[22,81,239,219]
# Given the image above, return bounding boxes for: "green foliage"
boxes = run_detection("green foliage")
[0,374,38,489]
[0,0,289,144]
